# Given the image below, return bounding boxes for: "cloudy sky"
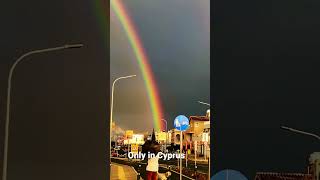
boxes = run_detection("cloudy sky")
[110,0,210,132]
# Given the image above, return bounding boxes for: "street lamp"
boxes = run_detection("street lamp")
[198,101,210,107]
[281,126,320,141]
[2,44,84,180]
[161,119,168,153]
[110,75,136,165]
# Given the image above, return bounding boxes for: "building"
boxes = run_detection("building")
[123,133,145,145]
[169,129,182,145]
[254,173,312,180]
[187,116,209,135]
[125,130,134,139]
[166,114,210,156]
[115,135,125,146]
[186,115,210,156]
[155,131,167,142]
[309,152,320,180]
[254,152,320,180]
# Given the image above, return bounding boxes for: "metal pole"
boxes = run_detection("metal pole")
[185,134,187,168]
[161,119,168,152]
[137,164,141,180]
[208,144,210,180]
[281,126,320,141]
[177,149,179,167]
[194,141,197,169]
[2,44,83,180]
[197,101,211,180]
[186,147,188,168]
[110,75,136,166]
[180,131,183,180]
[204,142,206,160]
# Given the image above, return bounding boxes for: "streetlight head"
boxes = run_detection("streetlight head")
[198,101,211,106]
[64,44,84,49]
[281,126,291,131]
[124,75,137,79]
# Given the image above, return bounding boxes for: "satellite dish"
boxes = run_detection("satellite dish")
[212,169,248,180]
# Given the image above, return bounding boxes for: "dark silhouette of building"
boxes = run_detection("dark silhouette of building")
[254,152,320,180]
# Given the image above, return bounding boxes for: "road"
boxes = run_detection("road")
[112,157,209,180]
[111,163,138,180]
[112,157,208,173]
[159,159,209,173]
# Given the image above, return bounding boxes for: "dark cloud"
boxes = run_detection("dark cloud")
[111,0,210,131]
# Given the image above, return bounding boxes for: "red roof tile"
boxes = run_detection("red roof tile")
[189,116,209,121]
[254,172,313,180]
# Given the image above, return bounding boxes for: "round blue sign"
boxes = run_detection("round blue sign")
[212,169,248,180]
[174,115,189,131]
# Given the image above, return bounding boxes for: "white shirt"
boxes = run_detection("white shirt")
[146,156,159,172]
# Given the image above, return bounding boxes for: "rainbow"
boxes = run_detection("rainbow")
[110,0,164,131]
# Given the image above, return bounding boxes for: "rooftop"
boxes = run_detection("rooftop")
[189,116,209,122]
[254,172,312,180]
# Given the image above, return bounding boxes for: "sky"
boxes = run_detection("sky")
[1,0,320,179]
[0,0,109,179]
[213,0,320,178]
[110,0,210,132]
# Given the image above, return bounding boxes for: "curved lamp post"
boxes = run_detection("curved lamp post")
[161,119,168,152]
[198,101,210,107]
[281,126,320,141]
[2,44,83,180]
[110,75,136,165]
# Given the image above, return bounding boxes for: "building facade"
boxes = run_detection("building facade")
[255,152,320,180]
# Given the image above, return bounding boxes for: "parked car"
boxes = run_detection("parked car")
[111,152,118,157]
[117,149,126,158]
[118,153,126,158]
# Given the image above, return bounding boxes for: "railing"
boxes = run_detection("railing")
[111,157,207,180]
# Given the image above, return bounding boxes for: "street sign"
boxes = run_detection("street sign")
[174,115,189,180]
[212,170,248,180]
[131,144,139,154]
[174,115,189,131]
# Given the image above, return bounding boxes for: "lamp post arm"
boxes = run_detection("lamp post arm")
[109,74,136,166]
[281,126,320,141]
[2,44,83,180]
[161,119,167,131]
[110,74,137,129]
[198,101,210,107]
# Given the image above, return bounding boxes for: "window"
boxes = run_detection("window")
[195,122,199,127]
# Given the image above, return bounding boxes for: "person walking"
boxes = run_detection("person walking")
[143,129,160,180]
[146,154,159,180]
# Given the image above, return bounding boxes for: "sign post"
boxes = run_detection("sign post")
[177,149,180,167]
[131,144,139,154]
[208,145,210,180]
[194,140,197,168]
[174,115,190,180]
[203,133,210,180]
[186,145,188,168]
[180,131,183,176]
